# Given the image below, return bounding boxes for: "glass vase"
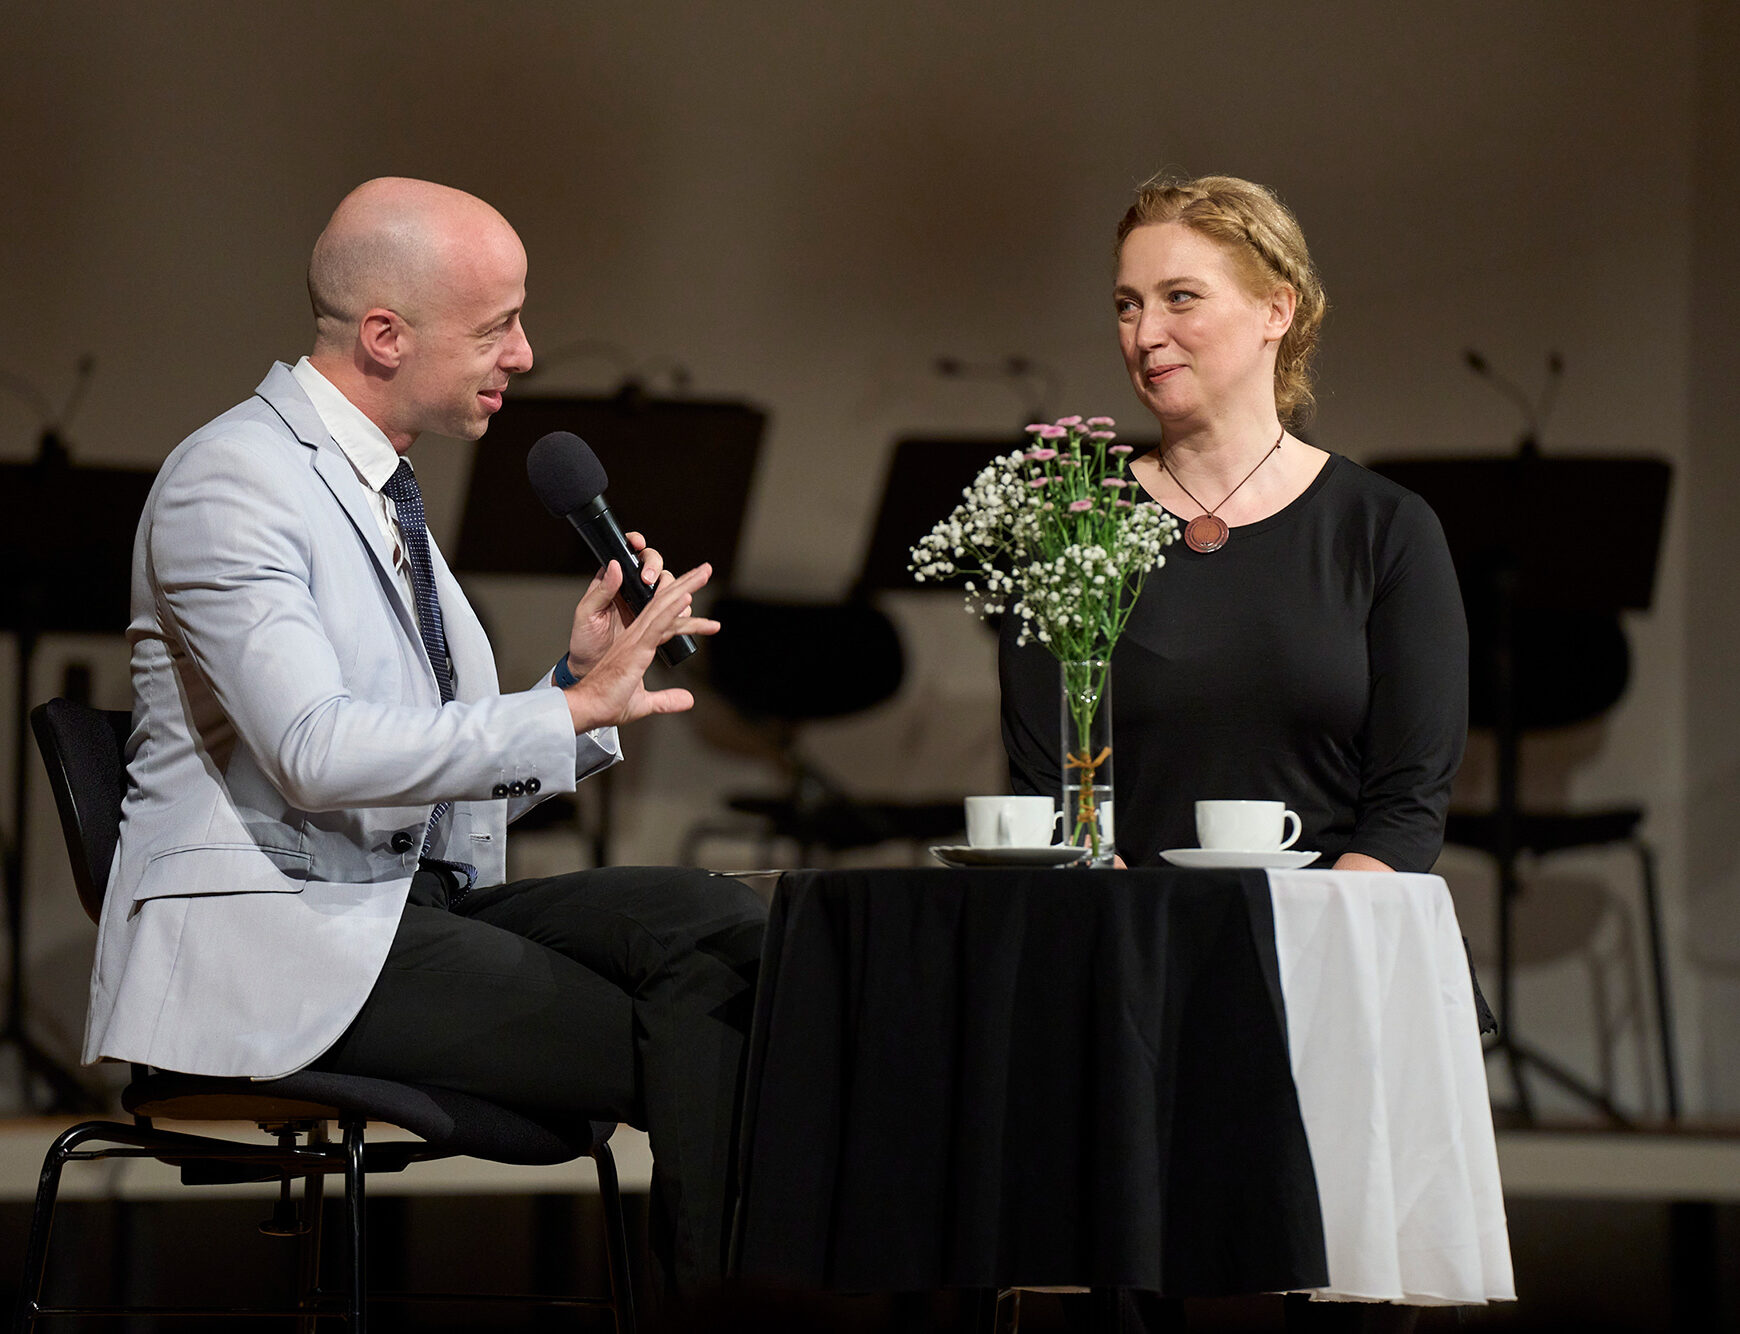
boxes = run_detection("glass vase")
[1059,658,1114,866]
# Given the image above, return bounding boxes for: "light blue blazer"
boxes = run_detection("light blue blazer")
[85,363,612,1077]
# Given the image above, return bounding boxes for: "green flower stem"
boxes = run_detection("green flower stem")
[1061,657,1112,856]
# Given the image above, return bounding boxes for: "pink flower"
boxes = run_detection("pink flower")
[1024,423,1049,434]
[1100,478,1127,488]
[1038,425,1068,440]
[1109,443,1134,454]
[1058,457,1080,466]
[1089,430,1116,441]
[1067,499,1094,512]
[1025,447,1058,461]
[1114,499,1133,508]
[1027,477,1050,488]
[1056,415,1084,427]
[1087,416,1115,427]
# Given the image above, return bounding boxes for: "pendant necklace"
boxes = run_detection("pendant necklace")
[1161,427,1285,553]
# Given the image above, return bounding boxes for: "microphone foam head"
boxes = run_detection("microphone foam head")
[526,431,609,515]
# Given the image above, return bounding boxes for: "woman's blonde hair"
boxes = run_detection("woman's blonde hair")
[1116,174,1326,424]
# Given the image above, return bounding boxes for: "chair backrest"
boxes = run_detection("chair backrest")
[30,698,131,924]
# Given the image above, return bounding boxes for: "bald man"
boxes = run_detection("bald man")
[86,178,765,1293]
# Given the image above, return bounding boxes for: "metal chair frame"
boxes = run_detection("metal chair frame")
[20,698,639,1331]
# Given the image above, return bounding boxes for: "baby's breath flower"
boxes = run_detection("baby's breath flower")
[906,412,1178,655]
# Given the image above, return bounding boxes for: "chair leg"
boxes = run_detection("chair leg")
[971,1287,1020,1332]
[297,1135,328,1334]
[1635,840,1681,1120]
[592,1138,638,1334]
[343,1119,368,1333]
[11,1121,94,1334]
[1493,855,1535,1121]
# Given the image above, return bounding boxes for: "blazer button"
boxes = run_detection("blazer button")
[508,780,526,797]
[524,777,541,795]
[390,831,414,854]
[492,783,509,799]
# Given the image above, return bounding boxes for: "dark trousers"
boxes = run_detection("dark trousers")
[312,864,768,1292]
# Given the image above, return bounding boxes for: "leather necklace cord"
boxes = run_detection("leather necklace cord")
[1160,426,1285,553]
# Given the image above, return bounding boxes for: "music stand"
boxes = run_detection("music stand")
[0,452,153,1112]
[1372,453,1673,1123]
[454,393,766,864]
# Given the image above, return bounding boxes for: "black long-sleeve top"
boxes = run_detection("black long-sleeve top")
[999,454,1468,872]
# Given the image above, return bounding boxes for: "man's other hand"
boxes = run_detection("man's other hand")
[562,562,720,732]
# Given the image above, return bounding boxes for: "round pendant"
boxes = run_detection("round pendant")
[1184,514,1230,553]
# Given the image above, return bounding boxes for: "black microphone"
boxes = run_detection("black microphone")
[526,431,699,667]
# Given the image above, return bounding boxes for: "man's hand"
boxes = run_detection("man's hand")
[562,561,720,732]
[564,532,665,679]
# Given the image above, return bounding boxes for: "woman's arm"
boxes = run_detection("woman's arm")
[1345,492,1469,871]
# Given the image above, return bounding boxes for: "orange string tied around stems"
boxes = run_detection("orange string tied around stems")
[1064,747,1111,776]
[1064,747,1111,849]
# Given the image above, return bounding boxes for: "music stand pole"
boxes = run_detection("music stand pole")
[3,624,98,1111]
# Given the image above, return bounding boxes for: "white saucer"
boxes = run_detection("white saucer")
[930,845,1094,869]
[1159,848,1320,870]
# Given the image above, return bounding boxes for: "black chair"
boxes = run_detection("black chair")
[21,698,638,1332]
[1445,608,1679,1123]
[680,597,966,866]
[1370,453,1677,1125]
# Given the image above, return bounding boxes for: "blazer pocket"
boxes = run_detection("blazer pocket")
[133,843,314,901]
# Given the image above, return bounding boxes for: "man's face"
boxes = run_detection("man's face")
[393,223,534,442]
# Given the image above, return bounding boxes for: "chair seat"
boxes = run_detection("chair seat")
[124,1069,611,1166]
[1444,807,1644,858]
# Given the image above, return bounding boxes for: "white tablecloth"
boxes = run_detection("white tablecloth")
[1268,870,1516,1305]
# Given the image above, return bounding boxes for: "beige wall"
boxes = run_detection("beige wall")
[1688,0,1740,1112]
[0,1,1728,1115]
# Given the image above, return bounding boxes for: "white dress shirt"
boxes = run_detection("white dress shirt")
[291,357,418,613]
[288,358,619,759]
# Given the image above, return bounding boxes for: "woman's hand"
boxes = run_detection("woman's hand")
[1332,852,1394,873]
[562,562,720,732]
[564,532,664,679]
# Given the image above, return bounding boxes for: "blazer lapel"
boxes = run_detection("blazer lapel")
[252,364,424,654]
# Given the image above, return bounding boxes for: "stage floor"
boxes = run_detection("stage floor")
[0,1117,1737,1203]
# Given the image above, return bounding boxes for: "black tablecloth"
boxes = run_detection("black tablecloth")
[732,867,1330,1297]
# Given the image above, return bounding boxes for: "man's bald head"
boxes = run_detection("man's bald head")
[307,177,519,347]
[303,177,533,451]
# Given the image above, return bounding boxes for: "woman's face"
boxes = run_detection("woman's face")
[1114,222,1292,430]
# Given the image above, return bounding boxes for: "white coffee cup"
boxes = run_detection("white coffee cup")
[1195,800,1302,853]
[965,796,1058,848]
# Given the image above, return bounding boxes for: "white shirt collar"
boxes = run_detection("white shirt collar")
[290,356,404,492]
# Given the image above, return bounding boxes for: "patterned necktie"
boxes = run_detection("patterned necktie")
[381,460,457,853]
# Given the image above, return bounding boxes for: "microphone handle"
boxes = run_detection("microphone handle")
[566,497,698,667]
